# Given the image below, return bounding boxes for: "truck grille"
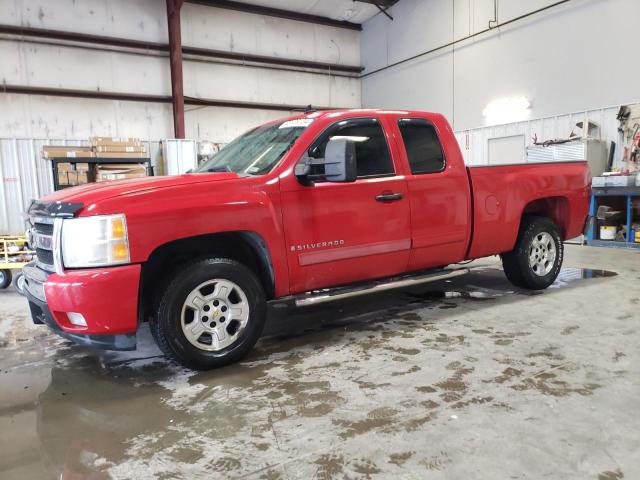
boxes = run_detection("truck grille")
[26,201,83,273]
[30,217,56,271]
[35,248,54,266]
[34,222,54,236]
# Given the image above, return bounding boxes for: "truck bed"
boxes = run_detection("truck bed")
[466,161,591,259]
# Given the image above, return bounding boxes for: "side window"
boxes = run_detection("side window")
[398,118,446,174]
[309,118,394,178]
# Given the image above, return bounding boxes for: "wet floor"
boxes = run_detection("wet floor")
[1,246,639,479]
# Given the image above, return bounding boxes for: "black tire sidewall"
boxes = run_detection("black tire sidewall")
[14,273,26,295]
[156,259,266,369]
[0,269,12,289]
[517,217,563,289]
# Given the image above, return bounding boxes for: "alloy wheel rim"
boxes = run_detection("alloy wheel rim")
[528,232,556,277]
[180,279,250,352]
[17,275,25,293]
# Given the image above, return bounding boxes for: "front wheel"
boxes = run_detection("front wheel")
[151,258,266,370]
[501,216,563,290]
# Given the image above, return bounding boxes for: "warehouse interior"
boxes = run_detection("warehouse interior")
[1,0,639,479]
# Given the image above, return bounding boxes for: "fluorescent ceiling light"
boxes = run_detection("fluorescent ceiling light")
[483,96,531,126]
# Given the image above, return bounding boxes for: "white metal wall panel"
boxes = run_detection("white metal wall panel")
[526,143,586,163]
[455,106,623,168]
[163,140,198,176]
[0,138,74,235]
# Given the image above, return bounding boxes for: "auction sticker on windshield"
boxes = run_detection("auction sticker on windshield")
[279,119,314,129]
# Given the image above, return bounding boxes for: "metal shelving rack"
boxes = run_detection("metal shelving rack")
[585,186,640,249]
[50,157,153,191]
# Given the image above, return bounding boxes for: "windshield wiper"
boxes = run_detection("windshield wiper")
[202,166,232,173]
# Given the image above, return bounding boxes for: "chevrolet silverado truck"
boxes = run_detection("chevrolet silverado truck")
[23,109,591,369]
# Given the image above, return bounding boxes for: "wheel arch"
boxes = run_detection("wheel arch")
[521,196,569,239]
[138,231,275,324]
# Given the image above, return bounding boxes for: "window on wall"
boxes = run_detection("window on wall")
[309,118,394,178]
[398,118,446,174]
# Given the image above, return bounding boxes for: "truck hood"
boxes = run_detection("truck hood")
[42,172,240,207]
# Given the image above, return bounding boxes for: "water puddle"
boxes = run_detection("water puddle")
[398,267,617,305]
[549,267,617,289]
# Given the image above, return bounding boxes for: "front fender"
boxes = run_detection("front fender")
[87,176,290,296]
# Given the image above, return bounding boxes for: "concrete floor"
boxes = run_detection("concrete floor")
[0,245,638,480]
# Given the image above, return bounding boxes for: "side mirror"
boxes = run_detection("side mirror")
[295,138,357,184]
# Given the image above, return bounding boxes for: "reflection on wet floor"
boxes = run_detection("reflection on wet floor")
[264,266,618,335]
[0,265,628,480]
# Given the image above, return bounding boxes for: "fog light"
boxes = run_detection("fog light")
[67,312,87,327]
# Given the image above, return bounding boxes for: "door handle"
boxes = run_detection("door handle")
[375,192,404,202]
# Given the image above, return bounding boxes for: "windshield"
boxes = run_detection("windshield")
[195,118,313,175]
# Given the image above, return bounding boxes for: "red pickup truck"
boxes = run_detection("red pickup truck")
[23,109,590,369]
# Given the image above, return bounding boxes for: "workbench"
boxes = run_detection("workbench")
[585,186,640,249]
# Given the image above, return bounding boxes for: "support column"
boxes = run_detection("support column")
[166,0,185,138]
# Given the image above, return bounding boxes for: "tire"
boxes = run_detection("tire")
[0,269,12,289]
[13,272,26,296]
[151,258,266,370]
[501,216,563,290]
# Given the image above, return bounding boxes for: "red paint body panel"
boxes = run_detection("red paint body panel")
[49,173,291,298]
[466,162,591,259]
[43,264,140,335]
[280,176,412,292]
[37,109,591,337]
[387,113,473,270]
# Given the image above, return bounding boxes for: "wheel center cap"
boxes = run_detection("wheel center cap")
[206,300,228,320]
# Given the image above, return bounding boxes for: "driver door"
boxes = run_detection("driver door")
[280,117,411,294]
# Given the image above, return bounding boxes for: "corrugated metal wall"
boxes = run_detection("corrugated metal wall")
[0,138,160,235]
[455,106,624,167]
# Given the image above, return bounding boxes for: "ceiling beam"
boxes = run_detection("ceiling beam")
[186,0,362,31]
[0,84,339,112]
[0,24,362,74]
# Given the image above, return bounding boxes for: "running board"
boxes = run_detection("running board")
[275,268,470,308]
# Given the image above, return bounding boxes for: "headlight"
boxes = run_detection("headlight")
[61,214,130,268]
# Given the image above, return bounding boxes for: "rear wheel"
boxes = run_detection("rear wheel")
[501,216,563,290]
[152,258,266,370]
[0,269,12,289]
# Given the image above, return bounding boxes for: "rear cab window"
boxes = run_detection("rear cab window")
[398,118,446,174]
[307,117,394,178]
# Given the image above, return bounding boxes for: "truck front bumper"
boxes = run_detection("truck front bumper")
[22,263,141,351]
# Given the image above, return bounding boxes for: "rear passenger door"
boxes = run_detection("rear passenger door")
[280,117,411,293]
[397,118,471,270]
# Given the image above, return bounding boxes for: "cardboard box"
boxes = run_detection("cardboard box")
[43,146,93,159]
[67,171,79,186]
[57,171,69,185]
[75,163,90,171]
[57,162,73,172]
[95,151,148,159]
[95,145,146,153]
[90,137,141,147]
[77,170,91,184]
[96,163,147,182]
